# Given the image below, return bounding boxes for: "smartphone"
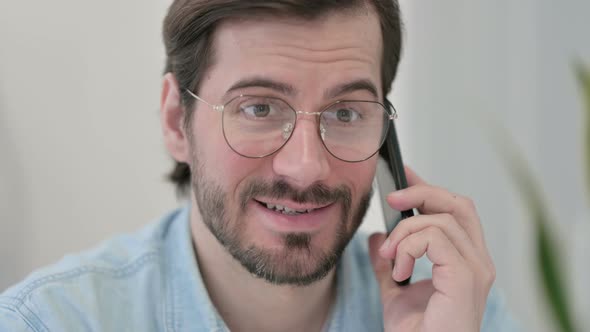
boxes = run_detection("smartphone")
[377,100,414,285]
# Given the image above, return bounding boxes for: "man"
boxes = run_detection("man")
[0,0,517,331]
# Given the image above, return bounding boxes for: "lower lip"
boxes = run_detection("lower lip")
[251,200,336,233]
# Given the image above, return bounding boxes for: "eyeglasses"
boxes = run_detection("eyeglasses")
[185,89,397,162]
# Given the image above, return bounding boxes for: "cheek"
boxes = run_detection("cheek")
[333,157,377,195]
[193,116,264,193]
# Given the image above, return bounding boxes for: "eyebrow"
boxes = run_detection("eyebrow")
[225,77,296,96]
[224,76,379,100]
[324,79,379,99]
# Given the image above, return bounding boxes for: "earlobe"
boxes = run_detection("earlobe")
[160,73,190,163]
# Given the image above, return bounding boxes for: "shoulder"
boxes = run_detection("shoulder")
[0,207,186,332]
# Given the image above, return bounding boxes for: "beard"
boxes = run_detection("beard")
[191,161,373,287]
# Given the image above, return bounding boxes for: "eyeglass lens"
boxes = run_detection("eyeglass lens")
[221,95,390,162]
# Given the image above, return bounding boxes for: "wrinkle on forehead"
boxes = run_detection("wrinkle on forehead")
[247,45,376,67]
[205,9,383,103]
[215,10,382,65]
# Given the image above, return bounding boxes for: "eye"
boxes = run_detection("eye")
[243,104,271,117]
[335,108,360,123]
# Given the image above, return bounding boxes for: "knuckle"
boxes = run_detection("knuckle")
[397,237,411,254]
[460,196,477,211]
[486,260,497,284]
[425,226,444,240]
[389,224,410,242]
[477,257,496,286]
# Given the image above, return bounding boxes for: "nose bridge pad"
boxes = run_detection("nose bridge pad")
[319,122,326,141]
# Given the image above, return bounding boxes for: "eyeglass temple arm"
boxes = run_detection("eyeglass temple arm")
[184,89,225,112]
[388,108,398,120]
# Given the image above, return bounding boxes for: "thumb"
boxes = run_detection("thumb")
[368,233,396,294]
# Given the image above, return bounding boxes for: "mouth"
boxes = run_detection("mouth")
[250,198,338,234]
[254,199,331,216]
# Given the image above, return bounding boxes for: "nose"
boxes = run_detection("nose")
[272,117,331,188]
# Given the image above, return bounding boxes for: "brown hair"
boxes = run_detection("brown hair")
[163,0,403,195]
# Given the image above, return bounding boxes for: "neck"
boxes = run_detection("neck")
[190,207,337,332]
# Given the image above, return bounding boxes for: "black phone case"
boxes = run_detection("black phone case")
[378,102,413,285]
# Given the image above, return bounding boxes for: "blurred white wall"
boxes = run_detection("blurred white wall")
[0,0,177,285]
[1,1,589,331]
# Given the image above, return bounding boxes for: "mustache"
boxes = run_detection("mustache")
[239,179,351,211]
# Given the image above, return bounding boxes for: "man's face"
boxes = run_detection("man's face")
[187,9,383,286]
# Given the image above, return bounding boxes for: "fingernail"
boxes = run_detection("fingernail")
[379,237,391,252]
[392,264,398,279]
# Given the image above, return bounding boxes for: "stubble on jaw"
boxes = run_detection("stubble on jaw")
[189,141,373,286]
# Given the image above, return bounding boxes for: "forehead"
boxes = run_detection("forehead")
[205,9,383,99]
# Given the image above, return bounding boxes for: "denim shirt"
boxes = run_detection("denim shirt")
[0,206,518,331]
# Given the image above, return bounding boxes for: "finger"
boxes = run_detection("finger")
[388,184,475,219]
[387,185,484,246]
[380,214,477,263]
[368,233,397,293]
[393,226,464,282]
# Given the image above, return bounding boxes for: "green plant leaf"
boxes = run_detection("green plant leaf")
[535,210,575,332]
[501,141,576,332]
[573,62,590,201]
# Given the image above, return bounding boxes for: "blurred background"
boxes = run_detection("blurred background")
[1,1,589,331]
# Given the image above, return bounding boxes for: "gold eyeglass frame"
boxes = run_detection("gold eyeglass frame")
[184,89,398,163]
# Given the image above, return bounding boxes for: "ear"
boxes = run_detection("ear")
[161,73,190,163]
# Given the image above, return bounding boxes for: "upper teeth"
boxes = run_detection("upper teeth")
[264,203,315,215]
